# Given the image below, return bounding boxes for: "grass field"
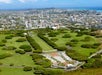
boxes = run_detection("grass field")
[32,34,53,51]
[0,30,102,75]
[0,54,34,66]
[0,34,35,75]
[0,67,34,75]
[0,34,8,54]
[46,30,99,57]
[0,34,31,54]
[6,37,30,49]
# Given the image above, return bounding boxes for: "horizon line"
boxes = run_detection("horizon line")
[0,7,102,10]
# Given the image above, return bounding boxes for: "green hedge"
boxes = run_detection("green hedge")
[38,33,68,51]
[38,33,57,49]
[26,35,42,50]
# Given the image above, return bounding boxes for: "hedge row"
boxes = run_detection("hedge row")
[26,35,42,50]
[38,33,67,51]
[37,33,57,49]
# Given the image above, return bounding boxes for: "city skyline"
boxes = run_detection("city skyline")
[0,0,102,9]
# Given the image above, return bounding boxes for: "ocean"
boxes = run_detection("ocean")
[61,7,102,12]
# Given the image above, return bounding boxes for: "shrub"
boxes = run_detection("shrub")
[70,39,79,43]
[2,46,16,50]
[35,59,51,68]
[57,46,68,51]
[31,53,51,68]
[23,66,32,71]
[5,35,13,39]
[33,66,63,75]
[76,33,83,37]
[0,43,5,47]
[19,45,31,50]
[0,62,3,65]
[2,39,7,43]
[82,57,102,68]
[15,50,25,54]
[82,36,93,42]
[33,66,44,74]
[92,43,101,48]
[82,59,95,68]
[90,32,97,36]
[81,44,92,48]
[0,53,12,59]
[16,32,25,37]
[32,53,44,60]
[16,38,26,42]
[81,43,99,49]
[24,48,32,52]
[42,69,64,75]
[66,42,76,47]
[48,32,59,37]
[62,34,71,38]
[10,63,14,66]
[48,32,56,37]
[0,69,2,72]
[50,38,58,42]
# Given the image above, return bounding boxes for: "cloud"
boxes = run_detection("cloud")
[0,0,12,3]
[18,0,38,3]
[18,0,48,3]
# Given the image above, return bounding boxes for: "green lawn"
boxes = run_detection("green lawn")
[0,34,34,66]
[6,37,30,49]
[46,30,99,57]
[32,34,53,51]
[0,34,8,54]
[0,34,35,75]
[0,54,34,66]
[0,67,34,75]
[0,34,30,54]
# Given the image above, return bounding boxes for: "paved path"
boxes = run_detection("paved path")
[88,49,102,59]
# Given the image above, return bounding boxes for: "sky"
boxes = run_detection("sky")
[0,0,102,9]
